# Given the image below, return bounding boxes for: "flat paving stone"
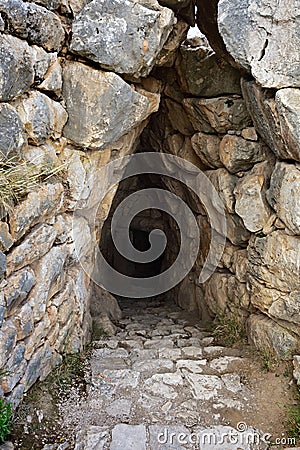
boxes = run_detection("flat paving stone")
[110,424,146,450]
[75,426,110,450]
[132,358,174,374]
[181,346,203,359]
[176,359,207,374]
[184,373,223,401]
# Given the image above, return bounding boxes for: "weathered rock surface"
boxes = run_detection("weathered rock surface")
[63,61,160,149]
[70,0,175,77]
[191,132,222,168]
[0,103,27,159]
[247,231,300,292]
[242,80,300,162]
[183,96,252,134]
[267,162,300,235]
[177,44,242,97]
[13,91,68,145]
[235,162,273,232]
[218,0,300,88]
[219,135,268,174]
[9,182,64,240]
[0,0,65,51]
[247,314,299,359]
[0,34,35,102]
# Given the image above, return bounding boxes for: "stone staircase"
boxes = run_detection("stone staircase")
[64,297,286,449]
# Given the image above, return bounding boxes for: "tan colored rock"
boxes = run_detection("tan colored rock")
[13,91,68,145]
[23,143,60,169]
[231,249,248,283]
[176,43,241,97]
[37,57,63,95]
[28,245,69,321]
[6,224,58,275]
[219,135,268,174]
[246,314,299,360]
[267,162,300,235]
[183,96,252,134]
[2,267,35,311]
[247,231,300,292]
[62,61,160,149]
[0,222,13,252]
[157,20,188,67]
[241,79,300,161]
[165,98,194,136]
[293,356,300,384]
[241,127,258,141]
[191,132,222,168]
[9,182,64,240]
[234,163,273,232]
[206,168,237,214]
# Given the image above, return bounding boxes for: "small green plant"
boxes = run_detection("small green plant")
[0,398,12,444]
[212,310,246,346]
[287,384,300,443]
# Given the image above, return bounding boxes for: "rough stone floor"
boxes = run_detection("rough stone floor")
[62,297,293,450]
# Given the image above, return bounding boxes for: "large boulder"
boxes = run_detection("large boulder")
[62,61,160,149]
[0,0,65,51]
[0,34,35,102]
[218,0,300,88]
[241,80,300,162]
[0,104,27,160]
[267,162,300,235]
[70,0,175,78]
[176,44,242,97]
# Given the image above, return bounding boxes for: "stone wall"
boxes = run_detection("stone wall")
[0,0,300,407]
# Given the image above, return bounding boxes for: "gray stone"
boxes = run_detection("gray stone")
[293,356,300,385]
[62,61,160,149]
[235,163,273,232]
[275,88,300,162]
[0,0,65,51]
[111,424,146,450]
[0,443,14,450]
[3,267,35,309]
[184,373,223,400]
[247,314,299,360]
[219,135,268,174]
[13,91,68,145]
[221,374,243,393]
[0,34,35,102]
[0,320,17,368]
[1,344,27,393]
[0,223,14,253]
[181,346,203,359]
[149,424,190,449]
[247,231,300,292]
[132,359,174,374]
[209,356,243,374]
[183,96,252,134]
[75,426,110,450]
[0,251,6,278]
[177,44,242,97]
[176,359,207,373]
[206,169,237,213]
[218,0,300,88]
[106,399,132,418]
[0,103,27,159]
[267,162,300,235]
[70,0,175,78]
[28,245,69,321]
[7,224,58,275]
[9,182,64,240]
[21,343,53,390]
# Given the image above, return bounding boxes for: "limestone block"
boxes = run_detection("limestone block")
[21,342,53,391]
[241,79,300,162]
[9,182,64,240]
[177,44,241,97]
[0,223,14,252]
[191,132,222,169]
[267,163,300,235]
[62,61,160,149]
[13,91,68,145]
[183,96,252,134]
[219,135,268,174]
[247,231,300,292]
[0,0,65,51]
[1,344,27,393]
[2,267,35,311]
[0,34,35,102]
[235,163,273,232]
[247,314,299,359]
[218,0,300,88]
[6,224,58,275]
[0,320,17,368]
[205,168,237,213]
[0,103,27,159]
[70,0,175,77]
[293,355,300,384]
